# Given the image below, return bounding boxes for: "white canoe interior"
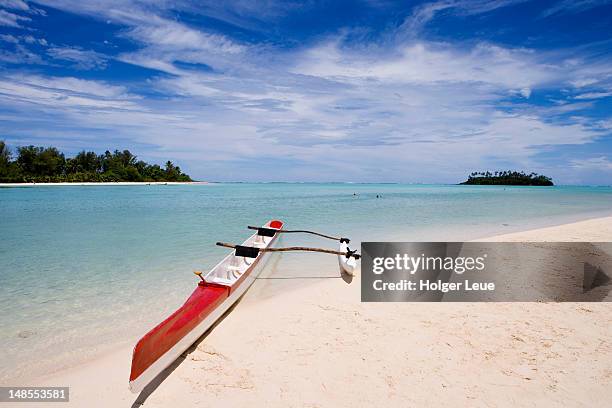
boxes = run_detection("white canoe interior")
[204,227,275,286]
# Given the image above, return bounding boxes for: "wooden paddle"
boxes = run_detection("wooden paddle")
[216,242,361,259]
[247,226,350,243]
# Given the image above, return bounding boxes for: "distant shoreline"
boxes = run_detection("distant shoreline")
[0,181,208,187]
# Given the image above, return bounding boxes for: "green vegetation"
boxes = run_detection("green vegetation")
[461,171,553,186]
[0,141,192,183]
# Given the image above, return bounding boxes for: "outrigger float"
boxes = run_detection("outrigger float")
[129,220,360,392]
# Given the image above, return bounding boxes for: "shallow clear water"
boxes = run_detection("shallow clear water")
[1,183,611,381]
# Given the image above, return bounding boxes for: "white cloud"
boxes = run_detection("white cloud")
[570,78,599,88]
[113,17,247,76]
[23,35,47,45]
[27,2,248,78]
[32,1,246,59]
[47,46,107,70]
[399,0,528,36]
[0,33,49,65]
[574,91,612,100]
[0,8,29,27]
[0,74,137,109]
[541,0,612,17]
[0,33,47,45]
[0,33,18,43]
[293,40,555,90]
[400,1,455,35]
[125,19,244,55]
[519,87,531,98]
[570,156,612,171]
[0,44,43,64]
[0,0,29,11]
[594,119,612,130]
[32,0,304,33]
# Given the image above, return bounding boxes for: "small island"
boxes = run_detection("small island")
[461,171,554,186]
[0,140,192,183]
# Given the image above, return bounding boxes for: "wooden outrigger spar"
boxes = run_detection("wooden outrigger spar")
[129,220,359,393]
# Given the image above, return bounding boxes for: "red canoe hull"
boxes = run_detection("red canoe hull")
[129,220,283,392]
[129,284,228,384]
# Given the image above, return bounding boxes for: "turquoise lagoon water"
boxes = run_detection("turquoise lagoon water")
[1,183,611,381]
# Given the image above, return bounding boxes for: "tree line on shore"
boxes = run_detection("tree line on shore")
[0,141,192,183]
[461,171,553,186]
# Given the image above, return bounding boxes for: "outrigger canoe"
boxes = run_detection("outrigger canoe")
[129,219,284,393]
[129,220,360,392]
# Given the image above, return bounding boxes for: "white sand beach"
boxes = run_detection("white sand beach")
[10,216,612,407]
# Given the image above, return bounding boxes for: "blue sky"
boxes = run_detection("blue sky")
[0,0,611,184]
